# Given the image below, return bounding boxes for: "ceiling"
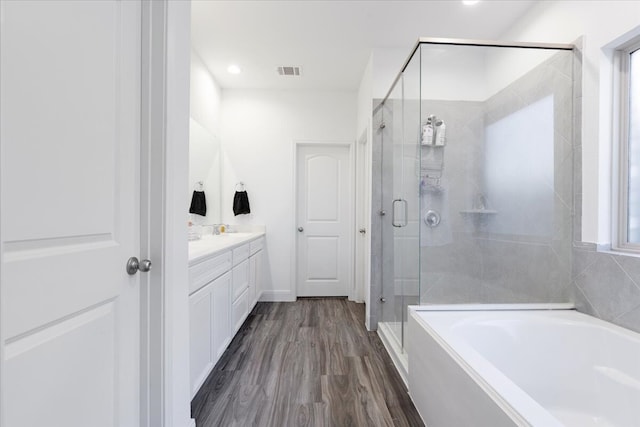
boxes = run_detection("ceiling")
[191,0,538,91]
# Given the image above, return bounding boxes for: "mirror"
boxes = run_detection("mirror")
[188,117,221,225]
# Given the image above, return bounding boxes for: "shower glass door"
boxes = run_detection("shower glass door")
[380,51,421,352]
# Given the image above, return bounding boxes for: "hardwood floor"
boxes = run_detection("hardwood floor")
[191,298,424,427]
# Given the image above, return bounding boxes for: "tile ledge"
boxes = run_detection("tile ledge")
[596,243,640,259]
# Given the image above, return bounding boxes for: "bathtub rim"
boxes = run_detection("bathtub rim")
[408,303,578,427]
[410,302,575,312]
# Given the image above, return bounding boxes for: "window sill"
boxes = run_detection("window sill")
[596,243,640,258]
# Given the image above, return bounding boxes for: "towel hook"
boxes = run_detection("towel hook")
[195,181,204,191]
[235,182,245,191]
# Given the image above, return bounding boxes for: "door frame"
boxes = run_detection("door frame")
[355,129,371,304]
[141,1,193,427]
[140,2,167,426]
[292,140,356,300]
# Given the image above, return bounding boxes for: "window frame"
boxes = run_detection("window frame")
[614,38,640,253]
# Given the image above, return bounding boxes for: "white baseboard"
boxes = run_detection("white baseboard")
[259,290,295,302]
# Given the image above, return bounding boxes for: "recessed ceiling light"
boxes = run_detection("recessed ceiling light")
[227,64,241,74]
[462,0,480,5]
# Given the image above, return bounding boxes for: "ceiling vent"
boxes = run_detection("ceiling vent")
[277,66,302,76]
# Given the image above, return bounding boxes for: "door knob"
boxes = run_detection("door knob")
[126,257,152,275]
[297,227,304,232]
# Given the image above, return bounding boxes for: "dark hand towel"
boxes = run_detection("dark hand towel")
[233,191,251,216]
[189,190,207,216]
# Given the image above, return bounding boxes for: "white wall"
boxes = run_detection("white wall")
[501,0,640,244]
[221,89,357,300]
[372,47,410,99]
[190,50,222,134]
[371,45,488,102]
[357,55,373,136]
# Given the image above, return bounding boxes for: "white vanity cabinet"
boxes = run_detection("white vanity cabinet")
[188,234,265,398]
[189,271,231,397]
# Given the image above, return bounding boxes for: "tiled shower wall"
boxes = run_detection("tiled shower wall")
[572,244,640,333]
[420,50,574,304]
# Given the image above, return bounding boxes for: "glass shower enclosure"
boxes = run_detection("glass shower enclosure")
[373,38,576,373]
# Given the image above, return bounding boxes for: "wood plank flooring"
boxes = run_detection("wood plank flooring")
[191,298,424,427]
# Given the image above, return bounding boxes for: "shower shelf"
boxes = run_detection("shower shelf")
[459,210,497,228]
[459,209,498,215]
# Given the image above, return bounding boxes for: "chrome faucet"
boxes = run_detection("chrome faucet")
[207,224,230,235]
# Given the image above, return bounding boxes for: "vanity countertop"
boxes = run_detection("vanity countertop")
[188,232,265,264]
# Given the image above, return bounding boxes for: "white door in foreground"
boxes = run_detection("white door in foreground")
[296,144,352,297]
[1,1,142,426]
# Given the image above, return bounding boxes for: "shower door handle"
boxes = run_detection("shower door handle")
[392,199,401,227]
[392,199,408,227]
[401,199,408,226]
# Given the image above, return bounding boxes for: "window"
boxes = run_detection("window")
[616,38,640,251]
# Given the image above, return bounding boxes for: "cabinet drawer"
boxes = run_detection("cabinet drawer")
[232,243,250,266]
[189,251,232,295]
[232,288,249,333]
[232,259,249,301]
[249,237,264,255]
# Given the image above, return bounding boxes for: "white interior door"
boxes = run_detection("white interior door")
[1,1,142,426]
[296,144,353,297]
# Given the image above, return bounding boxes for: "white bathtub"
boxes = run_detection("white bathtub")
[407,304,640,427]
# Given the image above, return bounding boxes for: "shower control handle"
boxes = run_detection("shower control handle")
[424,210,441,228]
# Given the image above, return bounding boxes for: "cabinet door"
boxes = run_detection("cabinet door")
[249,254,257,308]
[232,288,249,334]
[189,284,214,397]
[256,250,263,303]
[249,250,263,307]
[212,271,232,360]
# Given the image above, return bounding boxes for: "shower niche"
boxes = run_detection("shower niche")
[372,39,576,373]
